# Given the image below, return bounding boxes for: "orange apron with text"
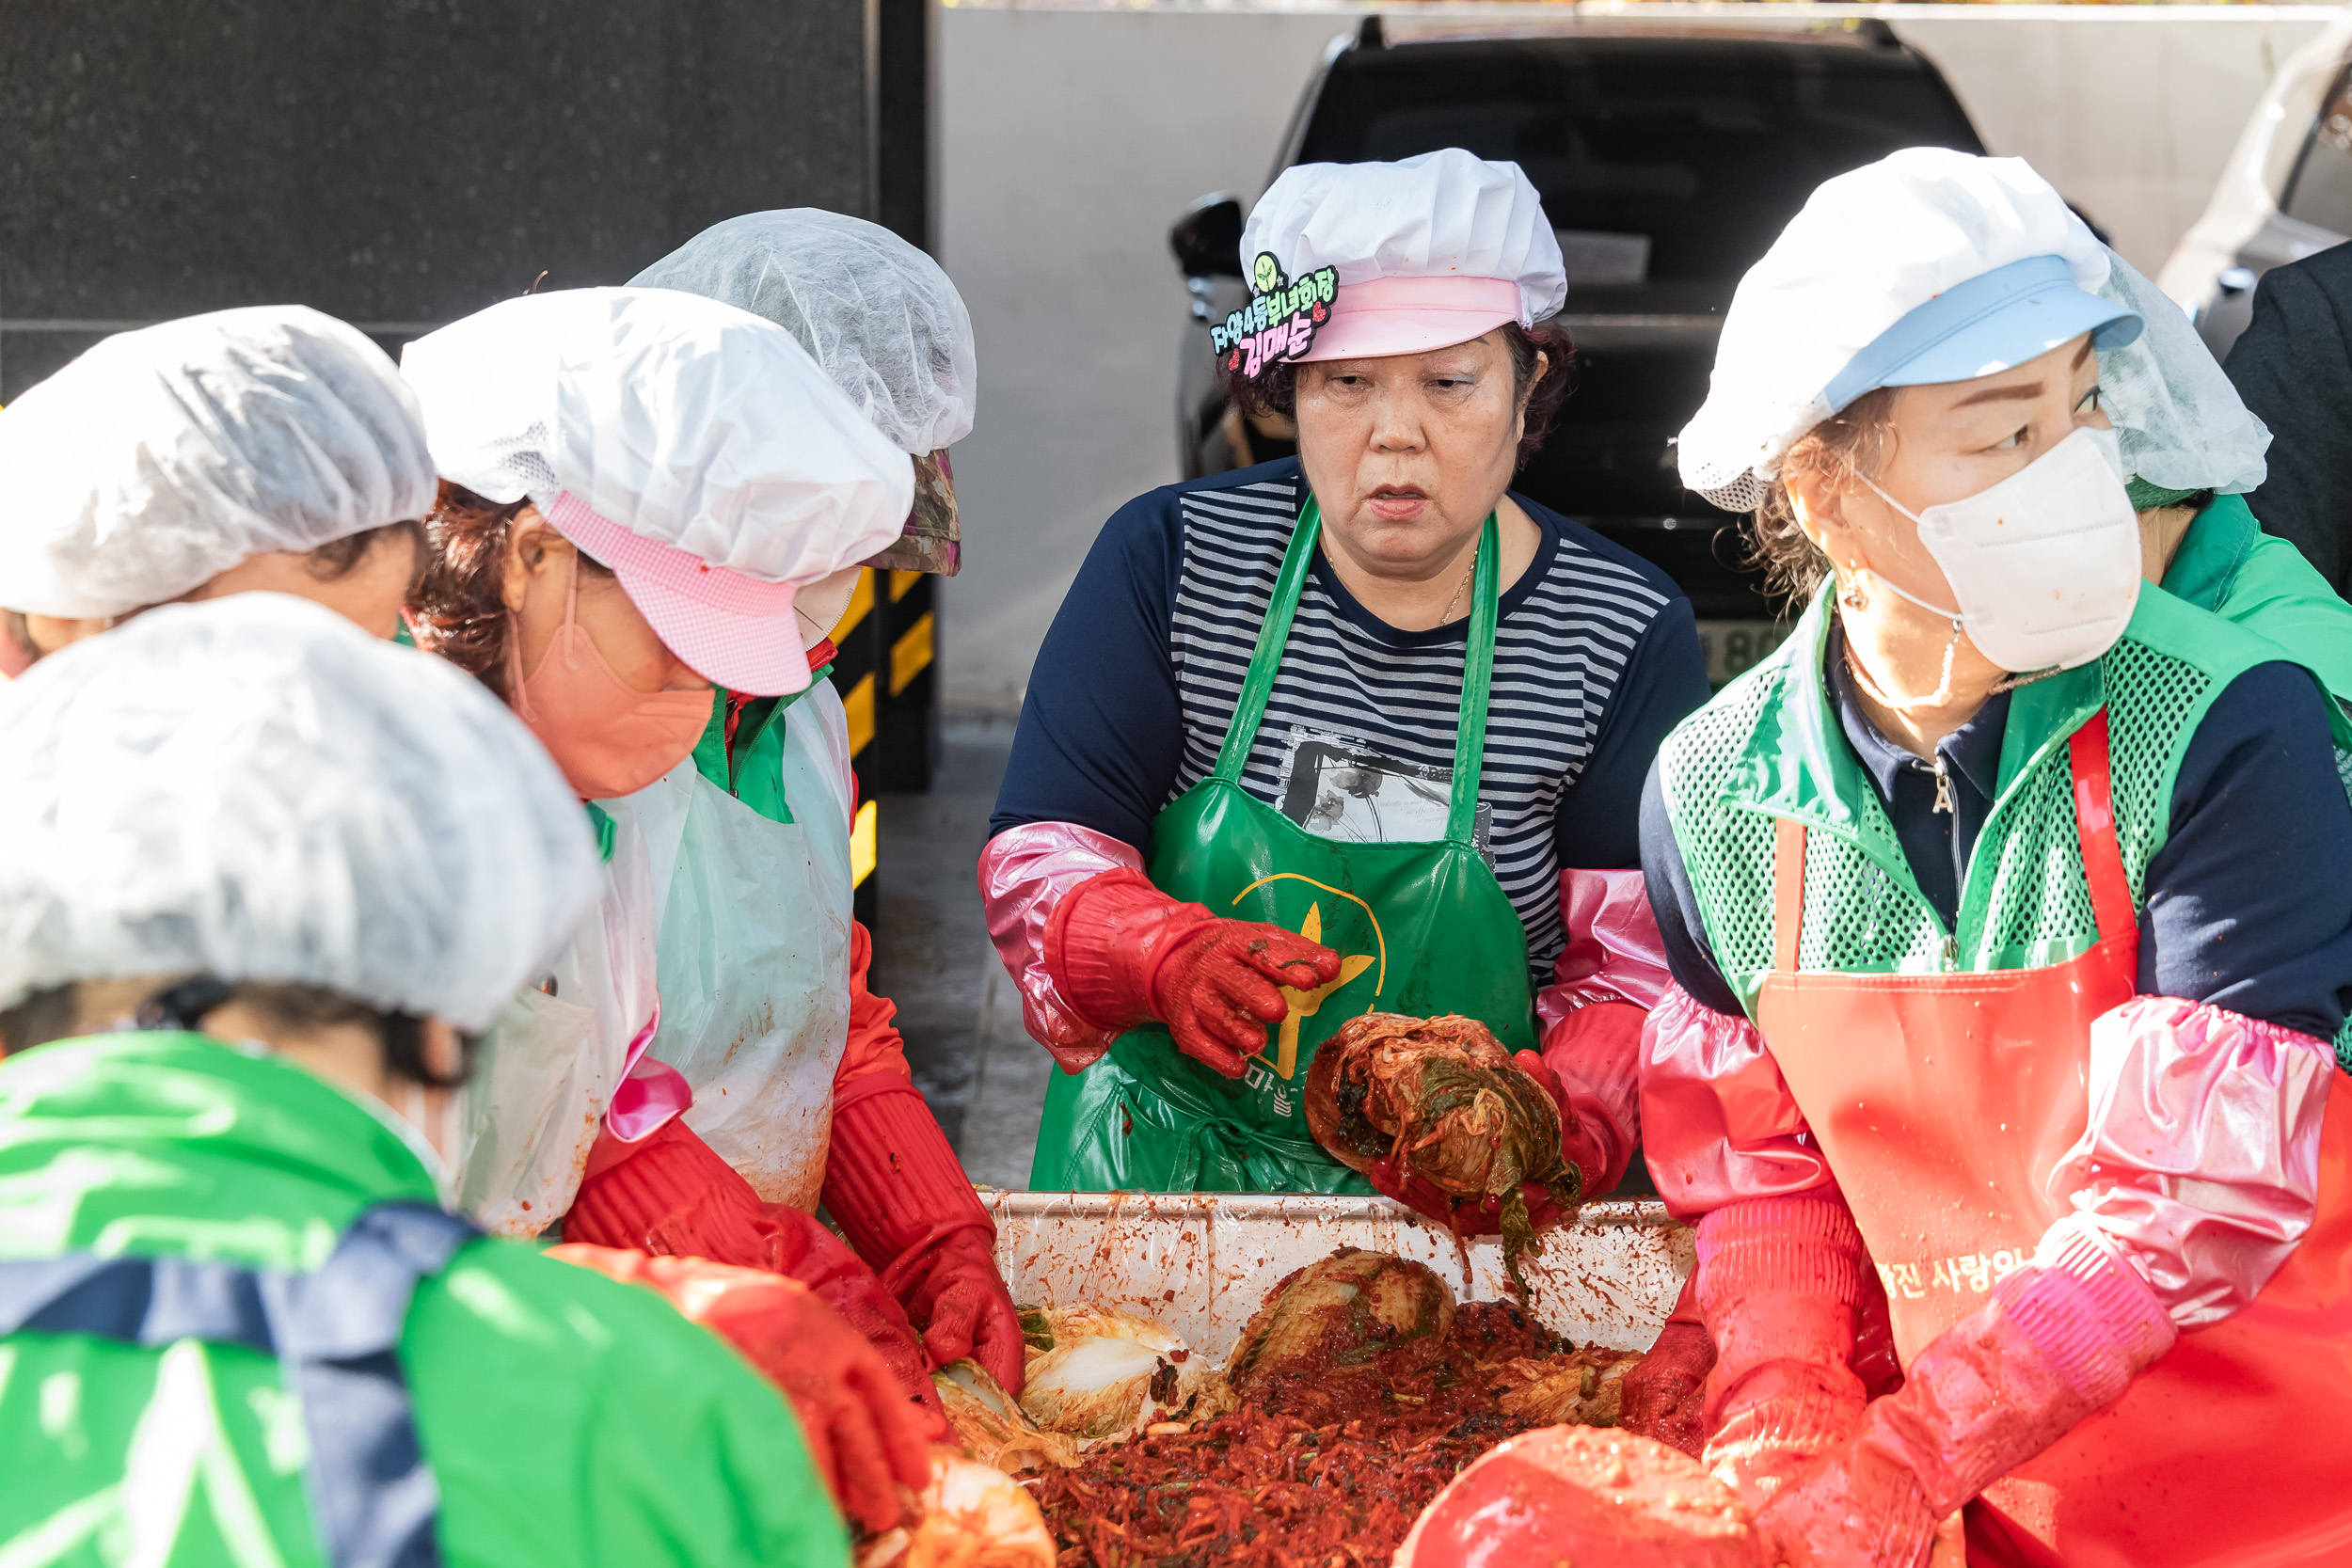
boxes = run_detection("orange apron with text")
[1755,713,2352,1568]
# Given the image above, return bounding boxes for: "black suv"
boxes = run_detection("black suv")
[1171,18,1984,683]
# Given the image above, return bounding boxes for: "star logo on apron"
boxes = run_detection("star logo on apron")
[1261,901,1377,1082]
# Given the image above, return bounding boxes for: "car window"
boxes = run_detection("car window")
[2283,70,2352,240]
[1297,40,1982,290]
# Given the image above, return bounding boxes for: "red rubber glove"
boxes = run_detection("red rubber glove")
[1752,1220,2176,1568]
[824,1079,1029,1395]
[890,1227,1025,1386]
[1850,1265,1905,1402]
[1618,1276,1715,1458]
[1535,1000,1648,1196]
[548,1244,933,1535]
[1369,1050,1578,1236]
[1044,867,1340,1077]
[562,1116,945,1422]
[1695,1194,1871,1510]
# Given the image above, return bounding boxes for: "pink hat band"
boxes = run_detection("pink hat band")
[546,491,812,696]
[1297,275,1524,362]
[547,494,796,614]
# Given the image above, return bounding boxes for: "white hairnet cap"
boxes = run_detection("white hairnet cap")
[2096,247,2269,498]
[629,210,978,454]
[0,306,437,619]
[1679,150,2129,512]
[0,593,598,1032]
[399,287,914,694]
[1241,150,1567,335]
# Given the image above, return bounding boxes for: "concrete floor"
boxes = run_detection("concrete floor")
[867,713,1050,1189]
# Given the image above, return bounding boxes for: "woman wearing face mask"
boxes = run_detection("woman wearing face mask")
[398,289,955,1440]
[0,305,436,674]
[983,150,1711,1203]
[1615,222,2352,1468]
[0,593,892,1567]
[580,209,1025,1397]
[1604,150,2352,1566]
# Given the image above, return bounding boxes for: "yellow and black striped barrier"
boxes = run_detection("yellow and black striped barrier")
[879,567,937,794]
[824,565,938,929]
[827,568,884,928]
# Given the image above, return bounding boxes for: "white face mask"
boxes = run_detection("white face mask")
[1860,424,2140,674]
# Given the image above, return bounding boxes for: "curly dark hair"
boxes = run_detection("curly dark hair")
[1747,386,1900,610]
[405,481,612,696]
[1222,320,1576,472]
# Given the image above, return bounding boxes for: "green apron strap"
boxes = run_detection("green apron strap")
[1213,497,1502,816]
[1212,496,1327,783]
[1447,514,1501,849]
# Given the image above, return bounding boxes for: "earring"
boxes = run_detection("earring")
[1838,566,1868,611]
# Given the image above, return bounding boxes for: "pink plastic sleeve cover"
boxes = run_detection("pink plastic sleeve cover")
[1535,867,1675,1031]
[1639,981,1835,1219]
[602,999,693,1143]
[1870,1215,2175,1516]
[977,821,1146,1072]
[2046,993,2334,1328]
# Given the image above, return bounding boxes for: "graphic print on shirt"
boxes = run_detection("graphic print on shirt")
[1167,471,1669,984]
[1277,725,1496,863]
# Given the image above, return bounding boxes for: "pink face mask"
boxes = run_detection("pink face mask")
[508,556,713,801]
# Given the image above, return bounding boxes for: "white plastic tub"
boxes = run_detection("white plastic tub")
[982,1192,1692,1359]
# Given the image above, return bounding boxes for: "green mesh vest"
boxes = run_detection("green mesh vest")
[1659,584,2315,1017]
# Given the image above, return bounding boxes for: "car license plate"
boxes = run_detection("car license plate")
[1694,619,1791,687]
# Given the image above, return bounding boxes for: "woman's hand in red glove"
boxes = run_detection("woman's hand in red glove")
[1368,1051,1581,1235]
[558,1116,946,1426]
[892,1225,1029,1395]
[1618,1320,1717,1457]
[548,1244,933,1535]
[1148,919,1341,1077]
[1045,869,1339,1077]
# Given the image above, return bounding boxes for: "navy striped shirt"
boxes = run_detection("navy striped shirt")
[992,457,1710,982]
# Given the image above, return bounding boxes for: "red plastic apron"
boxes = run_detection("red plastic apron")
[1756,712,2352,1568]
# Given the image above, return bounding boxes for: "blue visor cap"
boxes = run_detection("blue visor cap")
[1823,254,2143,414]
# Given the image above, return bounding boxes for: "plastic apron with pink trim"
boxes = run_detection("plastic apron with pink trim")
[1658,587,2352,1567]
[618,680,857,1211]
[450,805,675,1235]
[451,683,854,1229]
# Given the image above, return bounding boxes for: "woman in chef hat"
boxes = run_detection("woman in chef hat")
[586,209,1025,1403]
[399,287,977,1465]
[1615,148,2352,1565]
[983,149,1711,1214]
[1617,214,2352,1465]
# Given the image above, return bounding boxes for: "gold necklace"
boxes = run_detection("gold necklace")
[1437,552,1477,627]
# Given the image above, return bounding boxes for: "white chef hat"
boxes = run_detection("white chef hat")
[0,306,438,619]
[1678,149,2144,512]
[399,287,914,696]
[0,593,598,1033]
[630,209,977,455]
[1238,149,1566,361]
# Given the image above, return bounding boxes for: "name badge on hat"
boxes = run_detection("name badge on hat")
[1210,253,1339,377]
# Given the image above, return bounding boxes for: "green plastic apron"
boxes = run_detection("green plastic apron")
[1030,498,1538,1194]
